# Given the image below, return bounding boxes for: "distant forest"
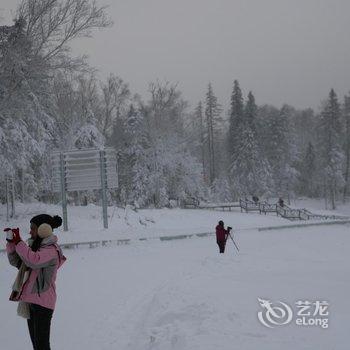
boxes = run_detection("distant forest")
[1,1,349,209]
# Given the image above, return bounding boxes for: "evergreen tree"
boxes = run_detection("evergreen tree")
[257,104,298,201]
[244,91,257,132]
[343,94,350,200]
[121,104,152,207]
[194,101,206,181]
[293,108,316,152]
[204,83,222,184]
[317,89,344,209]
[230,91,272,198]
[228,80,244,157]
[298,142,317,197]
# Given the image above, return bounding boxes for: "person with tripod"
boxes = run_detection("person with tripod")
[216,220,229,253]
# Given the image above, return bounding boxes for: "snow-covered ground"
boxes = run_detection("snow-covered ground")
[1,222,349,349]
[288,197,350,216]
[0,199,349,248]
[0,202,287,249]
[1,200,350,349]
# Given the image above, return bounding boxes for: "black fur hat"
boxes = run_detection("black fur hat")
[30,214,62,229]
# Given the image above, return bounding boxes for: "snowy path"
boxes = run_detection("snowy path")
[1,224,349,349]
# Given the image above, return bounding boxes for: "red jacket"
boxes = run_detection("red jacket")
[216,225,228,241]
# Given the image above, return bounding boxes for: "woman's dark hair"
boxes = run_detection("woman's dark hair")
[51,215,63,229]
[31,237,43,252]
[29,214,62,252]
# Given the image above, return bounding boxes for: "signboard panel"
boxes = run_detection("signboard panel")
[52,148,118,192]
[52,148,118,230]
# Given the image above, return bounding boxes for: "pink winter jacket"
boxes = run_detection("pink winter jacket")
[6,235,66,310]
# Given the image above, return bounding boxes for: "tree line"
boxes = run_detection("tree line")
[0,0,349,209]
[194,81,349,209]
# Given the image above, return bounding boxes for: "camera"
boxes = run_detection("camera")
[4,229,14,241]
[227,226,232,231]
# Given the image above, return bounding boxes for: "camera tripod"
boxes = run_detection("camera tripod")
[226,228,240,252]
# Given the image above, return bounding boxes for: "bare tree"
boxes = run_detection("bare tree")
[147,81,187,134]
[17,0,112,69]
[100,74,130,140]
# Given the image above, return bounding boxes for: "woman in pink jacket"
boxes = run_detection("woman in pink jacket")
[5,214,66,350]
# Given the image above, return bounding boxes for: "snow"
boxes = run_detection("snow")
[1,199,348,249]
[0,202,288,249]
[0,202,349,349]
[289,197,350,216]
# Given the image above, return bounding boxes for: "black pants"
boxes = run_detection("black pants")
[217,240,226,253]
[27,303,54,350]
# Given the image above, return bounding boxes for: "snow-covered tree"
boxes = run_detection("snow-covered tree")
[116,104,151,207]
[99,74,130,141]
[205,83,223,184]
[0,1,111,202]
[52,73,104,150]
[317,89,345,209]
[193,101,206,181]
[257,104,298,201]
[112,83,206,208]
[0,19,54,197]
[343,93,350,200]
[210,177,233,203]
[293,108,317,152]
[298,142,318,197]
[230,91,272,198]
[228,80,244,161]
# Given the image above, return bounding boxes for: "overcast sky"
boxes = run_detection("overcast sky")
[1,0,350,111]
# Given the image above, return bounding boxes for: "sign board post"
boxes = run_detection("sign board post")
[5,174,15,221]
[60,153,68,231]
[5,175,9,221]
[99,150,108,229]
[52,148,118,231]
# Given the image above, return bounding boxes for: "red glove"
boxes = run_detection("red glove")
[11,228,22,245]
